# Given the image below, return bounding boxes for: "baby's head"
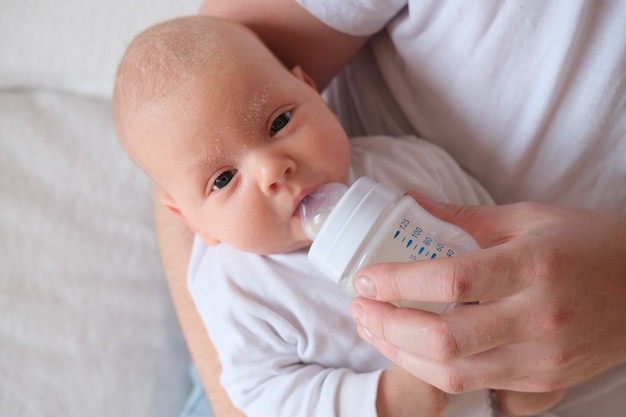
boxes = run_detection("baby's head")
[114,16,351,254]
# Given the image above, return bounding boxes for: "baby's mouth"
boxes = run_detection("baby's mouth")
[297,182,348,240]
[293,187,316,216]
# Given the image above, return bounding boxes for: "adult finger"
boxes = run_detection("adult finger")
[352,242,532,304]
[353,321,530,393]
[351,294,600,393]
[352,200,545,305]
[352,309,570,393]
[350,297,527,364]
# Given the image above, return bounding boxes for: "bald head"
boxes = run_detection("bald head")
[113,16,282,175]
[115,16,235,107]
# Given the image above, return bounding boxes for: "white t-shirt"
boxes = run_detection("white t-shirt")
[296,1,626,416]
[301,0,626,213]
[189,135,497,417]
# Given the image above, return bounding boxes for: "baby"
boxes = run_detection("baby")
[114,15,563,417]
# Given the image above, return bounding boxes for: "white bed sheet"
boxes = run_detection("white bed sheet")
[0,0,203,415]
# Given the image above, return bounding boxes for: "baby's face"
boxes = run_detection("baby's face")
[134,49,350,254]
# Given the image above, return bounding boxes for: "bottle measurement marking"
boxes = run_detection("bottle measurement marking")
[394,230,438,259]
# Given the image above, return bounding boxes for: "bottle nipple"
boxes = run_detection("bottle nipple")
[299,182,348,240]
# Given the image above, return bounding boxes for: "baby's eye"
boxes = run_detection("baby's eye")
[212,169,238,191]
[270,112,291,136]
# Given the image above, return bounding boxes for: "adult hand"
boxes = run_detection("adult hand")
[350,196,626,394]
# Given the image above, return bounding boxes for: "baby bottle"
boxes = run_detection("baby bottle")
[299,177,480,314]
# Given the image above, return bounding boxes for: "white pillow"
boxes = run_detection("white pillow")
[0,0,202,98]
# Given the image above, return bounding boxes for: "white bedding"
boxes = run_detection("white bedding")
[0,1,203,415]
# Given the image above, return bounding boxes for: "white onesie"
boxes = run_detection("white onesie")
[190,135,503,417]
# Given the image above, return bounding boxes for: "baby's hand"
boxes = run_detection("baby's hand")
[377,363,448,417]
[497,389,564,416]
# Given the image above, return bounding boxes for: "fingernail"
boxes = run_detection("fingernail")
[353,275,377,298]
[360,325,375,344]
[351,303,367,328]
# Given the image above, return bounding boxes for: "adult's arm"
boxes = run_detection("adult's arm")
[199,0,368,90]
[153,187,244,417]
[350,197,626,393]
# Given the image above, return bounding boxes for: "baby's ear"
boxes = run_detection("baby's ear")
[161,193,221,246]
[291,66,317,89]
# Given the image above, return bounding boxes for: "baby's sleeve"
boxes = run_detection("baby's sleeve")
[190,284,383,417]
[187,240,385,417]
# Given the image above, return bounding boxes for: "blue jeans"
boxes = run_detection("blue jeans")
[178,365,215,417]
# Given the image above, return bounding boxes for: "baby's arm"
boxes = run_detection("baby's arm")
[189,243,388,417]
[377,363,448,417]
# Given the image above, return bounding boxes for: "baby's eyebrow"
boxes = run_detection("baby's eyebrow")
[183,154,221,197]
[186,153,221,176]
[184,131,231,175]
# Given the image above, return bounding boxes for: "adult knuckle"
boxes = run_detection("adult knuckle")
[379,307,402,343]
[427,323,461,361]
[436,369,469,394]
[538,304,576,334]
[536,247,565,280]
[373,263,404,300]
[543,346,577,370]
[440,264,470,301]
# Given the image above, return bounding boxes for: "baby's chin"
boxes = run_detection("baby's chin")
[229,224,313,255]
[242,235,312,256]
[285,239,313,254]
[258,239,312,255]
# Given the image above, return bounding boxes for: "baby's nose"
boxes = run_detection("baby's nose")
[255,151,297,193]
